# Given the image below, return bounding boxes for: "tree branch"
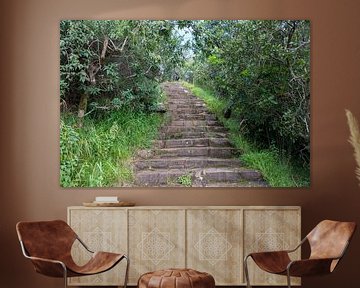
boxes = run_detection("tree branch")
[109,36,128,52]
[100,36,109,61]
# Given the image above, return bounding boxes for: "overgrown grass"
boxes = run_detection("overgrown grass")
[60,109,164,187]
[183,82,310,187]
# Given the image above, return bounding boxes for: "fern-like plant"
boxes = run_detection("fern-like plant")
[346,109,360,186]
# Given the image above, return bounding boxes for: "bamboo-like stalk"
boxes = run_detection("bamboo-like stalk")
[346,109,360,186]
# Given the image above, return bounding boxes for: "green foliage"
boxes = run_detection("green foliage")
[241,151,309,187]
[184,82,310,187]
[186,20,310,165]
[60,109,164,187]
[60,20,185,112]
[177,174,193,187]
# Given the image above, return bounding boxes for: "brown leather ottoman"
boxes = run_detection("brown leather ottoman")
[138,268,215,288]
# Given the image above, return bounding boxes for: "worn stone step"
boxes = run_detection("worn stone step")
[171,107,209,114]
[151,181,268,187]
[167,100,205,105]
[167,98,198,102]
[167,94,198,100]
[134,157,243,170]
[171,114,217,121]
[158,131,228,140]
[169,120,220,127]
[153,138,231,148]
[168,104,206,110]
[168,98,199,103]
[200,181,268,187]
[154,147,238,158]
[161,126,227,134]
[135,167,263,186]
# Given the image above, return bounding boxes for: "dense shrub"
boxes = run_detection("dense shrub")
[188,20,310,165]
[60,20,184,113]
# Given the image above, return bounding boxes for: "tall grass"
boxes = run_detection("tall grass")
[60,109,163,187]
[183,82,310,187]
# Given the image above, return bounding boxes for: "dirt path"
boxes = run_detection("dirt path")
[133,82,267,187]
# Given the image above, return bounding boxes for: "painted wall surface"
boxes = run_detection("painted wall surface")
[1,0,360,287]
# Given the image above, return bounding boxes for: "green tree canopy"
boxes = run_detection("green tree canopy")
[186,20,310,164]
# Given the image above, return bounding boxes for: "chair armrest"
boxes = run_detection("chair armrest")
[25,255,67,278]
[287,258,336,277]
[246,250,291,260]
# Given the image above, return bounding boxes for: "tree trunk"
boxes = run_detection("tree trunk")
[77,36,109,125]
[78,93,88,127]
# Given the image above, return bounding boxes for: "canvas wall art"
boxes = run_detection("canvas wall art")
[60,20,310,188]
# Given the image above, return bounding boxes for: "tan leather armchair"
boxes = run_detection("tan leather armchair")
[244,220,356,288]
[16,220,129,288]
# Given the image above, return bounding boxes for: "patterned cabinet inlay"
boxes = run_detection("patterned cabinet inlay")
[67,206,300,286]
[128,209,186,284]
[244,209,301,286]
[187,209,243,285]
[68,208,127,286]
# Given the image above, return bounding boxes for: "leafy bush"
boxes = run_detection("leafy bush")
[187,20,310,165]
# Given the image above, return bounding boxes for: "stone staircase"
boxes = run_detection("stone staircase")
[133,82,267,187]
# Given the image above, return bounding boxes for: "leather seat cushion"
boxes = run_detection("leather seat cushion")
[138,268,215,288]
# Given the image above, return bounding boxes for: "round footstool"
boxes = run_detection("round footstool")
[138,268,215,288]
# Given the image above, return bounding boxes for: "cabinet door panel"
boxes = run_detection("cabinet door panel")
[128,209,186,284]
[68,208,127,286]
[187,209,243,285]
[244,209,301,286]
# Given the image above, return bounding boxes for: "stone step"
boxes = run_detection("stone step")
[134,157,243,170]
[168,104,206,110]
[153,138,231,148]
[135,167,263,186]
[167,100,205,105]
[171,107,209,114]
[169,120,220,127]
[154,147,238,158]
[171,114,217,121]
[167,94,198,100]
[158,131,228,140]
[151,181,268,187]
[161,126,227,134]
[200,181,268,187]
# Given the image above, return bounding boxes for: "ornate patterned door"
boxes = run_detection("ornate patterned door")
[128,209,186,284]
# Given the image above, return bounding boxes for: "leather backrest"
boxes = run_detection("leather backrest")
[307,220,356,260]
[16,220,77,261]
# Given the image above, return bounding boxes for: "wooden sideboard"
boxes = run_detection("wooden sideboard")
[67,206,301,286]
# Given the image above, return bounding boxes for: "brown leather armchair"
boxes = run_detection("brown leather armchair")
[16,220,129,288]
[244,220,356,288]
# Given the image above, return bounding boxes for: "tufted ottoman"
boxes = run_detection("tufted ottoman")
[138,268,215,288]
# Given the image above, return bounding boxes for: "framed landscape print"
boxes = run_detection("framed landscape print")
[60,20,310,188]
